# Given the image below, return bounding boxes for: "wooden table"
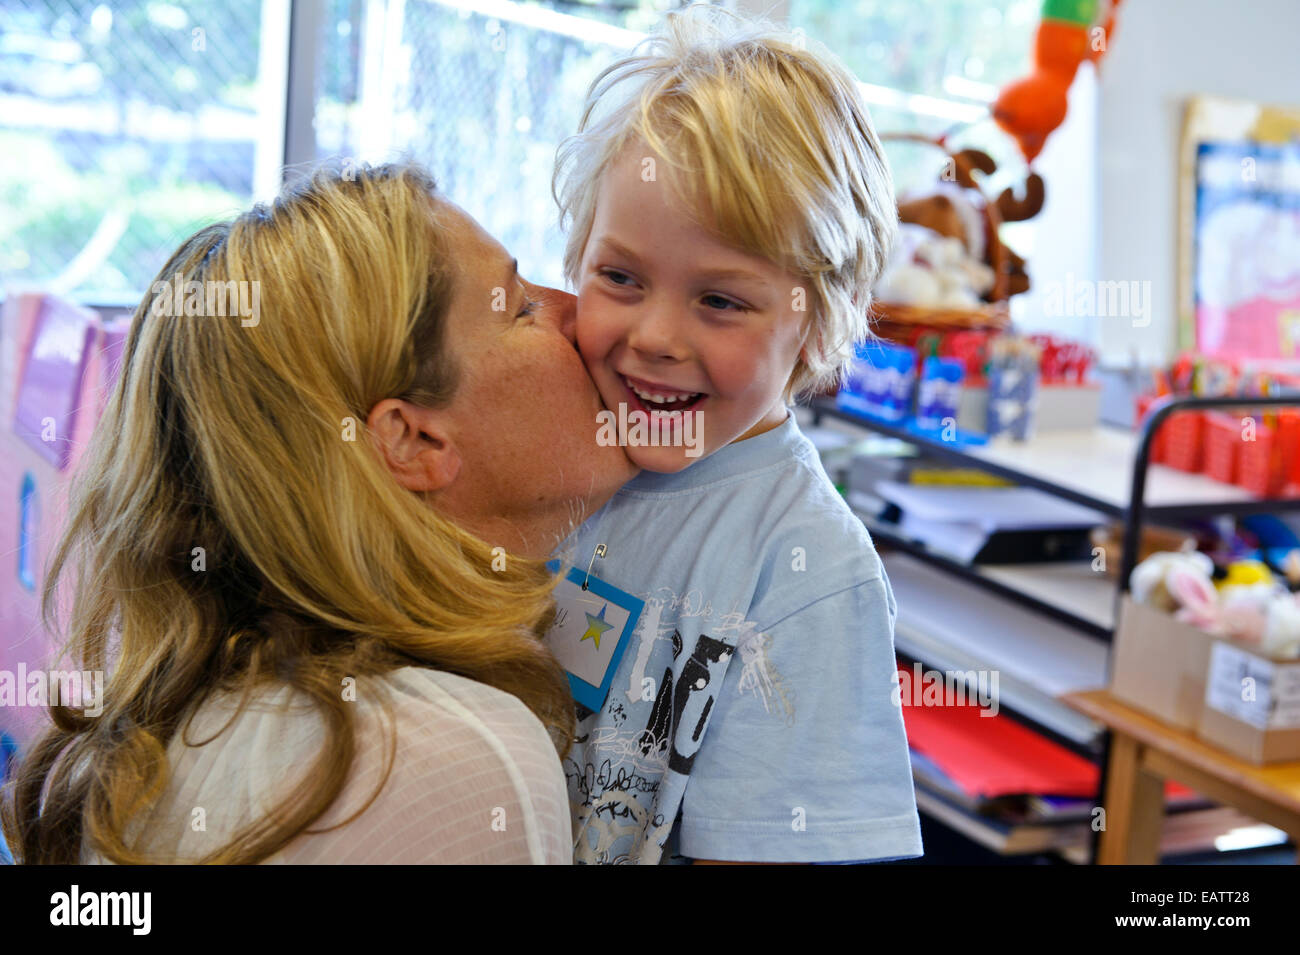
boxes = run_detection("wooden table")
[1063,689,1300,864]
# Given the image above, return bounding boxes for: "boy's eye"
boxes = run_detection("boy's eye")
[599,268,635,288]
[516,296,538,318]
[701,293,749,313]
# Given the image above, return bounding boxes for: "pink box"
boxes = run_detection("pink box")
[0,293,126,748]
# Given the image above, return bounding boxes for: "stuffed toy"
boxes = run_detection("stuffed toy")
[877,223,996,308]
[1131,549,1215,615]
[1133,551,1300,658]
[895,147,1044,299]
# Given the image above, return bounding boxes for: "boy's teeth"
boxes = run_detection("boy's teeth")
[625,377,699,404]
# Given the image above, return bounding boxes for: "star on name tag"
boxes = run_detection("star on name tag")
[543,562,644,712]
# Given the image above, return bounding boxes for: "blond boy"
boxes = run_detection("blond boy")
[551,6,921,865]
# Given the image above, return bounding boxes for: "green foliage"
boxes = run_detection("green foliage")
[0,131,245,293]
[1,0,261,293]
[790,0,1040,97]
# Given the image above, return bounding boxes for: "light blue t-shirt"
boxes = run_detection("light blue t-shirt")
[556,411,923,864]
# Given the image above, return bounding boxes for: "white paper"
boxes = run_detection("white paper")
[1204,642,1300,730]
[898,512,989,563]
[884,553,1110,700]
[875,482,1108,531]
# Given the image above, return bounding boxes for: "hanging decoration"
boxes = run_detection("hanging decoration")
[992,0,1123,163]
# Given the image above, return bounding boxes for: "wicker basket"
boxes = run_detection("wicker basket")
[873,132,1016,340]
[871,301,1011,337]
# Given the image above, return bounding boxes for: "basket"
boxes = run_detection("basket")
[1236,409,1300,497]
[1203,412,1240,485]
[1162,411,1205,473]
[871,301,1011,339]
[872,132,1016,340]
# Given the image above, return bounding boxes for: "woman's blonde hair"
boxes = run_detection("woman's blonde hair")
[553,4,897,400]
[0,162,576,864]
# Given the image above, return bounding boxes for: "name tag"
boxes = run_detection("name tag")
[544,562,644,712]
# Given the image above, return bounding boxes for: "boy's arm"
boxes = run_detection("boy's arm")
[690,859,808,865]
[674,571,923,864]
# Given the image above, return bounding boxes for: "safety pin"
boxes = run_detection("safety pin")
[582,543,607,591]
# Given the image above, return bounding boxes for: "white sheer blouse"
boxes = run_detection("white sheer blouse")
[83,667,573,864]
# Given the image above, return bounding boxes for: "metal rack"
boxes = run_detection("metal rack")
[813,394,1300,629]
[809,392,1300,863]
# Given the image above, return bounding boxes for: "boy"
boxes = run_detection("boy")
[549,5,922,864]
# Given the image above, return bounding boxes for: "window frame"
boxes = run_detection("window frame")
[62,0,1096,339]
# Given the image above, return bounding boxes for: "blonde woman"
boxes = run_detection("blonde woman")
[0,163,637,864]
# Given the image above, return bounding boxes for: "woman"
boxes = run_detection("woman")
[0,163,637,864]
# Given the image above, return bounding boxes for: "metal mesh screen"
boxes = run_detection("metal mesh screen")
[1,0,268,300]
[316,0,683,288]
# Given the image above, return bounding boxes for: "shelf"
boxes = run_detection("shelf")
[885,552,1109,747]
[978,563,1116,633]
[811,398,1300,519]
[857,509,1115,636]
[806,394,1300,867]
[912,784,1089,857]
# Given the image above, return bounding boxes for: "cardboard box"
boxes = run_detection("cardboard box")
[955,383,1102,437]
[1197,640,1300,764]
[1110,597,1217,732]
[1111,596,1300,763]
[1036,383,1103,432]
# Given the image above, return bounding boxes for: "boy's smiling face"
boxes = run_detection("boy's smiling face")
[575,143,811,473]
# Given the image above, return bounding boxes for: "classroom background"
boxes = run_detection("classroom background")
[3,0,1300,865]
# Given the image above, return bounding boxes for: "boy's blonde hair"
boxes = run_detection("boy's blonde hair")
[553,4,897,401]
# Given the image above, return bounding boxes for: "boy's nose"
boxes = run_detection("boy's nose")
[627,304,689,362]
[538,285,578,342]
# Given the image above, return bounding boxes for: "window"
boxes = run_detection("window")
[2,0,1094,337]
[789,0,1040,193]
[309,0,667,287]
[1,0,287,302]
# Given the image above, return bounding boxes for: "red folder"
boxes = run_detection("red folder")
[897,663,1195,801]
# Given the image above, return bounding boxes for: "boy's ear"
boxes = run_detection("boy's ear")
[366,398,462,493]
[799,322,822,367]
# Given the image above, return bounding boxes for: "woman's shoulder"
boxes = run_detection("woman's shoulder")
[381,665,543,717]
[276,666,574,863]
[186,665,558,775]
[112,666,572,864]
[365,666,564,767]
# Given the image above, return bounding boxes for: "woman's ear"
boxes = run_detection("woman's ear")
[366,398,462,492]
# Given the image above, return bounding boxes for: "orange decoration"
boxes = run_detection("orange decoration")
[992,72,1071,164]
[993,0,1124,164]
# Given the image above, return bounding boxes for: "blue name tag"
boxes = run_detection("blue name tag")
[543,561,644,713]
